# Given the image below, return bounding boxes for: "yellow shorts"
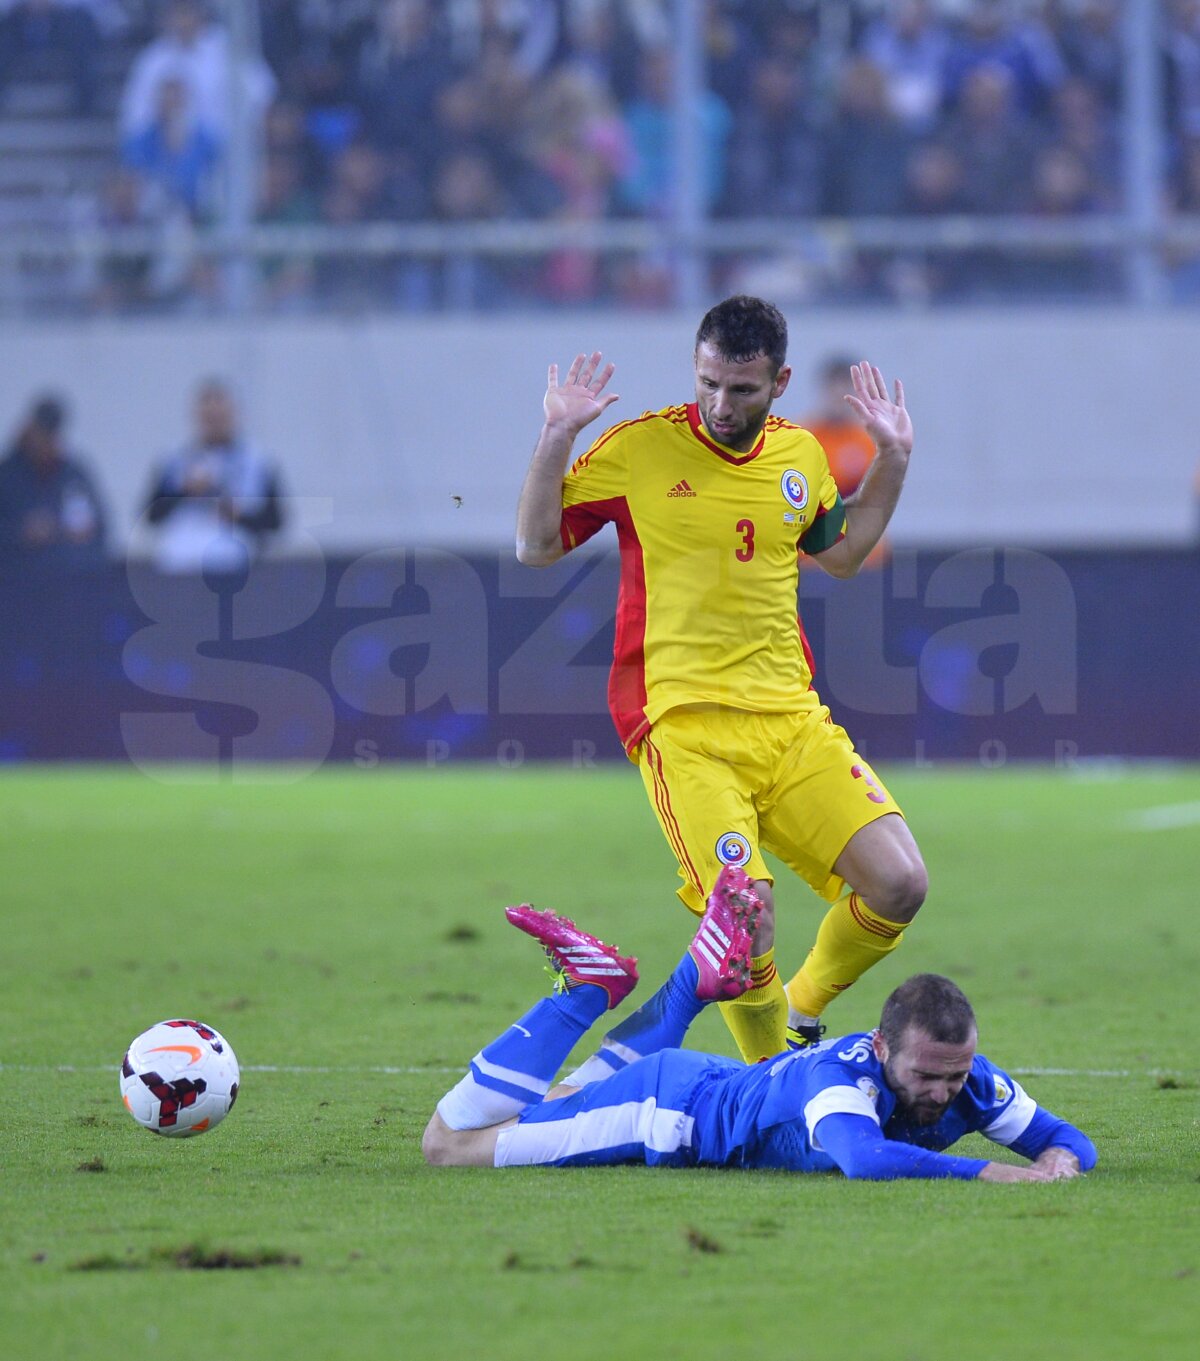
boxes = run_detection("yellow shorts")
[636,705,902,915]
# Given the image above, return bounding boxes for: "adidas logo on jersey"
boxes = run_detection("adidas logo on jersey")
[667,479,697,497]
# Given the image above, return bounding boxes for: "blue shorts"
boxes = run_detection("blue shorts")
[493,1049,739,1169]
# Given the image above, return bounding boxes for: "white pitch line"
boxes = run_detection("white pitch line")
[1118,801,1200,831]
[0,1063,1188,1080]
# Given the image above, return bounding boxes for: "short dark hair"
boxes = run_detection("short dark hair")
[879,974,976,1051]
[695,295,788,372]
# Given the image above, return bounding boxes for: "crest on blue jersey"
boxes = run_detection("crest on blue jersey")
[715,831,752,867]
[780,469,809,510]
[856,1076,880,1102]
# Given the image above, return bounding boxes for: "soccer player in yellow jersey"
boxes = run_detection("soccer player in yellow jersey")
[515,295,926,1065]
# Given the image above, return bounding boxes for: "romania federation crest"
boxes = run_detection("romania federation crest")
[715,832,752,867]
[781,469,809,510]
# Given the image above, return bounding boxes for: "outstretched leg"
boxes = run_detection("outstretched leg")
[424,910,637,1165]
[563,865,763,1088]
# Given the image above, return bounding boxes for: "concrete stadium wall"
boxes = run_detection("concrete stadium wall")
[2,308,1197,552]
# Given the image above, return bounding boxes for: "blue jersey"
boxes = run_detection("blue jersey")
[686,1031,1041,1172]
[499,1031,1097,1179]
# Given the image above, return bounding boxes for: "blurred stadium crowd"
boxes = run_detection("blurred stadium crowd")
[3,0,1200,310]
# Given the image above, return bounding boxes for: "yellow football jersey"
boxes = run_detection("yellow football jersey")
[560,402,845,753]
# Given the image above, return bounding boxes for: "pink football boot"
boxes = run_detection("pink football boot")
[689,865,764,1002]
[505,906,639,1010]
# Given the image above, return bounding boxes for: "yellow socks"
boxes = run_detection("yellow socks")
[718,950,788,1063]
[786,893,905,1020]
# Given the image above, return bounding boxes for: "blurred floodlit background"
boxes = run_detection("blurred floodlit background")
[0,0,1196,766]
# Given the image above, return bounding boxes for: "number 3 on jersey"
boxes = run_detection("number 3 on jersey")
[735,518,755,562]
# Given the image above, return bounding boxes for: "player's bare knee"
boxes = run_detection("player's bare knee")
[421,1112,457,1166]
[877,858,928,924]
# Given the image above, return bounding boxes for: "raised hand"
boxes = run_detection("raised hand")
[845,361,913,457]
[544,351,619,436]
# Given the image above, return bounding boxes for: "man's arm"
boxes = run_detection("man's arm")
[226,469,285,536]
[515,352,618,567]
[810,362,911,579]
[815,1113,1052,1182]
[990,1104,1096,1177]
[143,468,180,525]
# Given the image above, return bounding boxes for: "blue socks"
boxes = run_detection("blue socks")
[437,983,609,1130]
[564,952,705,1087]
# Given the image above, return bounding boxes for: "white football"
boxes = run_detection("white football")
[120,1019,240,1137]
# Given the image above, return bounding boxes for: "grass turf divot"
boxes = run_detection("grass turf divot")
[69,1246,301,1272]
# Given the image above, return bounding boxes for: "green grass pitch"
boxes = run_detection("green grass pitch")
[0,764,1197,1361]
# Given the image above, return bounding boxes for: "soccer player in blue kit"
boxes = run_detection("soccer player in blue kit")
[423,868,1095,1183]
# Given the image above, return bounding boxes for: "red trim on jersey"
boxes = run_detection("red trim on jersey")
[685,403,765,465]
[644,740,690,884]
[561,495,649,749]
[560,503,606,552]
[645,738,704,895]
[797,612,817,680]
[572,409,669,472]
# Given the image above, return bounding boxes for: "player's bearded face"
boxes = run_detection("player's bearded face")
[882,1028,977,1126]
[694,343,791,453]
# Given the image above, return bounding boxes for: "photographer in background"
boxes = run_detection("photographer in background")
[143,378,285,574]
[0,395,108,572]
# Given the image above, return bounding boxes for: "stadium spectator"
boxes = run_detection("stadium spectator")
[723,53,824,219]
[753,6,833,115]
[1052,0,1122,111]
[0,394,107,569]
[940,0,1066,119]
[902,139,970,216]
[85,167,191,313]
[893,142,976,301]
[702,0,761,110]
[422,889,1096,1183]
[353,0,456,171]
[425,147,525,309]
[619,46,732,217]
[528,68,631,302]
[0,0,1163,313]
[0,0,100,115]
[557,0,649,104]
[1010,143,1115,298]
[141,379,285,574]
[261,98,323,198]
[860,0,952,135]
[121,75,220,218]
[119,0,276,142]
[256,152,318,311]
[1051,74,1121,208]
[823,57,914,217]
[940,63,1043,215]
[1167,0,1200,141]
[443,0,559,82]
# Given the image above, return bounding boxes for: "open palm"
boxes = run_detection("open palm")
[544,351,619,435]
[845,362,913,456]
